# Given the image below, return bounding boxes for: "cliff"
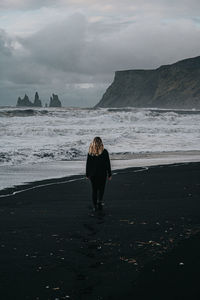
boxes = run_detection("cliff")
[96,56,200,108]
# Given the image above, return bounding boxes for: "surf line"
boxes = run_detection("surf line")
[112,166,149,175]
[0,167,148,198]
[0,177,85,199]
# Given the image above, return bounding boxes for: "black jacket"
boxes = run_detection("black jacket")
[86,149,111,178]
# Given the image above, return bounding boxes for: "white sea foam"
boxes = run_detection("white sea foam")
[0,106,200,167]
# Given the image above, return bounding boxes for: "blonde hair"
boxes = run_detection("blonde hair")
[88,137,104,156]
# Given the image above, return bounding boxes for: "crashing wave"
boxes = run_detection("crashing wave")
[0,109,49,118]
[0,107,200,167]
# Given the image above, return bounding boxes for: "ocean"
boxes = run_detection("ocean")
[0,106,200,190]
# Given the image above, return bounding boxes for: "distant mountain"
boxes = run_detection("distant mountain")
[96,56,200,108]
[49,94,62,107]
[17,92,42,107]
[16,92,63,108]
[33,92,42,107]
[17,94,33,107]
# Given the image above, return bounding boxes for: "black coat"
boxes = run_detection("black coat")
[86,149,112,178]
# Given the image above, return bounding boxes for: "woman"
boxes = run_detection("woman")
[86,137,112,211]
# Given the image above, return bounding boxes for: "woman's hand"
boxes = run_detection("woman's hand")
[108,176,112,181]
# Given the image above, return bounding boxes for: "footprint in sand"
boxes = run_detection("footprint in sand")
[83,223,96,233]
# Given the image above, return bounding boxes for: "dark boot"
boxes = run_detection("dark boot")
[93,204,98,212]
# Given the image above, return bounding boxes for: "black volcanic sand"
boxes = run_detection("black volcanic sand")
[0,163,200,300]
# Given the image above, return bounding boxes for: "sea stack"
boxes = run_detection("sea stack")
[49,94,62,107]
[17,94,33,107]
[33,92,42,107]
[96,56,200,109]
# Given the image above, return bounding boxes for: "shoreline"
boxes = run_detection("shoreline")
[0,159,198,198]
[0,162,200,299]
[1,150,200,193]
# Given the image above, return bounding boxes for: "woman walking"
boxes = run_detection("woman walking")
[86,137,112,211]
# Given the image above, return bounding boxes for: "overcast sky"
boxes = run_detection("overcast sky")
[0,0,200,107]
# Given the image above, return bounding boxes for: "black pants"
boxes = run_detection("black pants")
[90,176,106,206]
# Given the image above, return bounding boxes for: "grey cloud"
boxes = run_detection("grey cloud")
[1,0,200,17]
[0,29,14,82]
[0,0,58,10]
[18,13,200,76]
[0,29,13,56]
[19,14,87,73]
[0,26,107,106]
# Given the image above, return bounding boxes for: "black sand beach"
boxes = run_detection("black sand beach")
[0,162,200,300]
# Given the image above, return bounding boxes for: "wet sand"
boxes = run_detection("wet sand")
[0,162,200,299]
